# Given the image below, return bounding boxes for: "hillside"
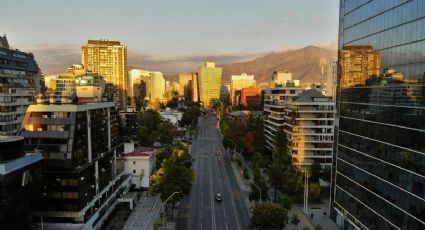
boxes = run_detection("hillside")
[218,46,336,84]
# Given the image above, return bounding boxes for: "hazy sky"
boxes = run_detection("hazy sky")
[1,0,339,75]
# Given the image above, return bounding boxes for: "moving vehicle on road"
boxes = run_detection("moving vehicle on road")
[215,193,223,202]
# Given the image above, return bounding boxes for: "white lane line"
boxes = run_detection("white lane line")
[209,156,216,230]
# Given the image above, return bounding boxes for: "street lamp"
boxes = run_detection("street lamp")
[303,170,310,213]
[252,181,262,203]
[162,191,181,229]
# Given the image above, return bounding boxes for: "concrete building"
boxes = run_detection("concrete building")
[283,89,335,182]
[272,70,292,87]
[0,136,43,229]
[230,73,256,105]
[0,35,42,135]
[148,71,165,102]
[220,84,230,104]
[20,101,132,230]
[179,73,192,99]
[191,73,199,102]
[198,62,222,107]
[128,68,150,106]
[240,85,261,107]
[263,81,305,150]
[121,143,156,189]
[81,40,128,110]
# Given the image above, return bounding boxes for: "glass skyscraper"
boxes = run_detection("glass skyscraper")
[332,0,425,229]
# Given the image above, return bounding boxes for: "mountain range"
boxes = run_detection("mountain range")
[164,45,337,84]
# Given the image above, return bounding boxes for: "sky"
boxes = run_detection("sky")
[1,0,339,75]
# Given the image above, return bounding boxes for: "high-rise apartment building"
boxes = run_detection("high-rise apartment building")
[198,62,222,107]
[192,73,199,102]
[263,81,305,150]
[230,73,256,105]
[81,40,128,110]
[240,85,261,107]
[179,73,193,99]
[20,100,131,229]
[284,89,334,179]
[332,1,425,229]
[0,35,42,135]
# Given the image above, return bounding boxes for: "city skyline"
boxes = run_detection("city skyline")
[1,0,338,75]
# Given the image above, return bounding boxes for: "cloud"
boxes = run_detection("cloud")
[317,40,338,50]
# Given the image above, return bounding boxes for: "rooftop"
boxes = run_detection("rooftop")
[292,89,331,103]
[125,147,156,157]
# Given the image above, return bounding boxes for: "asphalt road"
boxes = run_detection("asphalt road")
[176,114,250,230]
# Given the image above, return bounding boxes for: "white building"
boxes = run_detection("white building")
[272,70,293,86]
[128,68,150,98]
[121,143,157,189]
[149,71,165,101]
[263,81,305,150]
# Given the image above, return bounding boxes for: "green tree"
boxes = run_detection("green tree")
[157,121,177,145]
[267,162,285,202]
[279,195,292,210]
[272,127,290,165]
[252,152,265,168]
[308,182,321,201]
[282,166,304,197]
[150,158,194,202]
[249,166,268,202]
[250,203,288,230]
[290,214,300,225]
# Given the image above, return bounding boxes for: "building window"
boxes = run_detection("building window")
[133,169,136,174]
[133,161,136,165]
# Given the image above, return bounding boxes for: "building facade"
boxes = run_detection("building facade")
[20,101,131,229]
[148,71,165,102]
[230,73,256,105]
[179,73,193,99]
[240,85,261,107]
[263,81,305,150]
[0,136,43,229]
[192,73,199,102]
[272,70,292,87]
[284,89,334,183]
[0,35,42,135]
[332,1,425,229]
[198,62,222,107]
[81,40,128,110]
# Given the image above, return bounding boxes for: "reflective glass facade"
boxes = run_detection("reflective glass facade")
[332,1,425,229]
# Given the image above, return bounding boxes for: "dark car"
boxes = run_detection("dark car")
[215,193,223,202]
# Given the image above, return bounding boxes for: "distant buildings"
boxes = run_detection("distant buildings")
[220,84,230,104]
[230,73,256,105]
[0,35,42,136]
[148,71,165,102]
[191,73,199,102]
[20,100,131,229]
[272,70,292,86]
[283,89,335,182]
[240,85,261,107]
[82,40,128,110]
[0,136,43,229]
[179,73,193,99]
[198,62,222,107]
[128,68,150,100]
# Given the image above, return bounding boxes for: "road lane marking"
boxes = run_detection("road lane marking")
[208,156,216,230]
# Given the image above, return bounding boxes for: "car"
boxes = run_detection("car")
[215,193,223,202]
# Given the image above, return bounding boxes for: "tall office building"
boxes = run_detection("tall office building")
[230,73,256,105]
[179,73,193,99]
[81,40,128,110]
[128,68,150,107]
[0,35,42,135]
[332,1,425,229]
[198,62,222,107]
[192,73,199,102]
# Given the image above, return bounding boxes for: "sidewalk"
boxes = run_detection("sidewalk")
[122,194,162,230]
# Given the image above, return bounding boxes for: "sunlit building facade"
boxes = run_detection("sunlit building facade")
[198,62,222,107]
[230,73,256,105]
[263,81,305,150]
[81,40,128,110]
[284,89,334,184]
[332,1,425,229]
[0,35,42,135]
[179,73,193,99]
